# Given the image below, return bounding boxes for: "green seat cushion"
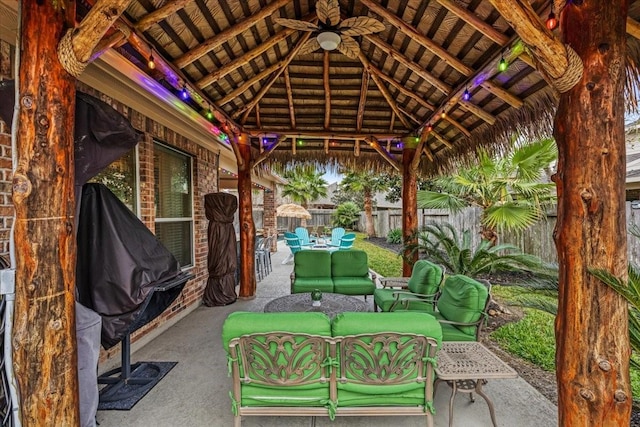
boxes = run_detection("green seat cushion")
[374,289,436,312]
[222,311,331,348]
[431,313,478,341]
[437,275,489,337]
[239,384,330,407]
[292,278,335,293]
[294,250,332,278]
[407,260,443,295]
[331,250,369,277]
[331,312,442,343]
[332,277,375,295]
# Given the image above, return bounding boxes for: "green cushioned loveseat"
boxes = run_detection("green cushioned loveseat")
[290,249,376,297]
[222,311,442,427]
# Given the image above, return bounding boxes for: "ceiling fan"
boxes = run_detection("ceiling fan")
[273,0,385,59]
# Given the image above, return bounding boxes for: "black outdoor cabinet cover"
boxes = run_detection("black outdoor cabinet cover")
[203,192,238,306]
[76,183,185,349]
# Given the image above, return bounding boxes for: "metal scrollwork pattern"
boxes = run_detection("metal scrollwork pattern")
[338,334,432,384]
[237,333,329,385]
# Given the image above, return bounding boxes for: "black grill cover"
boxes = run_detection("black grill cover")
[76,183,185,349]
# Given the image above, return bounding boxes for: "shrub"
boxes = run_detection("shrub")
[386,228,402,244]
[332,202,360,229]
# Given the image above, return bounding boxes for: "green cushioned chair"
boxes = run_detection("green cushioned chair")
[331,312,442,408]
[331,249,376,297]
[394,274,491,341]
[223,312,332,409]
[373,260,444,312]
[291,250,333,293]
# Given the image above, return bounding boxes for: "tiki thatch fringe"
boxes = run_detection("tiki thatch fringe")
[625,37,640,114]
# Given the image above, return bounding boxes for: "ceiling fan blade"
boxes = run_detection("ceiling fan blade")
[316,0,340,27]
[298,38,321,55]
[273,17,319,32]
[339,16,386,36]
[337,35,360,59]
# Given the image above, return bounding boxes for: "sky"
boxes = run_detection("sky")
[323,171,342,184]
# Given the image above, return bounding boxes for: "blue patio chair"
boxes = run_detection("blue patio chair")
[338,233,356,250]
[329,227,345,247]
[283,232,304,264]
[294,227,315,247]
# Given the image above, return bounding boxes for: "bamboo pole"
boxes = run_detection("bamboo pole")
[323,51,331,130]
[284,67,296,129]
[15,1,79,424]
[174,0,290,68]
[356,69,370,131]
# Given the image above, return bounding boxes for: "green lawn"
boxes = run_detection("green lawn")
[354,233,403,277]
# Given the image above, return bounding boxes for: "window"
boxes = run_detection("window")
[154,143,194,268]
[89,148,138,213]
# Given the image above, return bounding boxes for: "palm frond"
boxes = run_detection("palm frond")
[417,191,467,211]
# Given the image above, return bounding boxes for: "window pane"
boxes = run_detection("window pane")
[89,148,137,213]
[155,221,192,267]
[154,145,192,218]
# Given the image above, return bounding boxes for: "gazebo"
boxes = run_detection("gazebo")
[3,0,639,425]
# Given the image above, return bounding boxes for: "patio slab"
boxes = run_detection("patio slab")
[96,241,558,427]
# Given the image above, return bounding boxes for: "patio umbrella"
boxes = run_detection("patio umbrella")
[276,203,312,219]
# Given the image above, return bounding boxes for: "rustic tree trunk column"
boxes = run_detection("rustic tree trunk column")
[402,146,418,276]
[13,1,79,425]
[235,132,256,298]
[553,1,631,424]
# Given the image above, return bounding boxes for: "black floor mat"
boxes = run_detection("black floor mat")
[97,361,177,411]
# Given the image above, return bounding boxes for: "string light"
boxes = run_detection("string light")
[396,142,403,149]
[427,124,433,132]
[546,9,558,30]
[206,108,213,120]
[180,84,189,100]
[462,87,471,101]
[148,50,156,70]
[440,110,446,119]
[498,54,508,72]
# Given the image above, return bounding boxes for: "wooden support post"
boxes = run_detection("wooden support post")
[234,132,257,298]
[551,1,631,424]
[402,146,418,276]
[14,1,79,425]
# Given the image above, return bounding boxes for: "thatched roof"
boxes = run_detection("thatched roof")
[94,0,640,175]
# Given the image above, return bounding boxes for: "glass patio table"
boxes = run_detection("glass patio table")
[264,292,369,318]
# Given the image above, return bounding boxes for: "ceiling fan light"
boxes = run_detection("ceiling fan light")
[317,31,341,51]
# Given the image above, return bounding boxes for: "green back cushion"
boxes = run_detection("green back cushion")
[437,275,489,336]
[294,250,332,278]
[407,260,443,295]
[331,250,369,277]
[331,312,442,406]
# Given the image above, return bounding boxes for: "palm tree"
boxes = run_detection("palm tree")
[416,138,557,244]
[281,166,328,226]
[338,171,389,237]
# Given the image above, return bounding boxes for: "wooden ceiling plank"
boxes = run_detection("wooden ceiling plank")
[356,69,370,131]
[197,27,298,89]
[365,35,452,94]
[254,134,287,168]
[366,136,401,171]
[324,51,331,130]
[435,0,509,45]
[136,0,191,32]
[357,50,411,128]
[284,67,296,128]
[628,17,640,39]
[217,61,282,105]
[174,0,290,69]
[488,0,578,82]
[361,0,473,76]
[235,32,313,121]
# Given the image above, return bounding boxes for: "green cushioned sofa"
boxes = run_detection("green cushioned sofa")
[290,250,376,297]
[222,311,442,427]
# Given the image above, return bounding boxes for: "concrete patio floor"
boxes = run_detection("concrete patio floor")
[96,240,558,427]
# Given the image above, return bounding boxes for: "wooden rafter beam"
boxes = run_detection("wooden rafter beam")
[255,103,261,128]
[58,0,132,76]
[253,135,287,168]
[411,131,428,171]
[431,131,454,149]
[481,80,523,108]
[235,32,313,121]
[246,128,404,140]
[324,51,331,129]
[357,50,412,128]
[627,17,640,39]
[196,13,316,89]
[174,0,290,69]
[435,0,509,45]
[389,112,396,131]
[217,61,282,106]
[364,35,452,94]
[136,0,190,32]
[488,0,581,83]
[356,69,370,131]
[283,67,296,128]
[458,100,497,124]
[365,136,401,171]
